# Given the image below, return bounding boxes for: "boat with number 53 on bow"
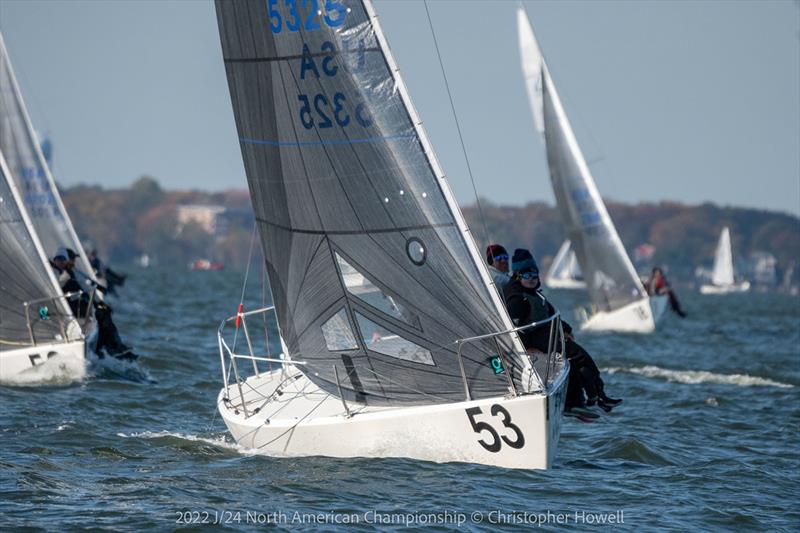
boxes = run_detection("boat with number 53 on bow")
[212,0,568,469]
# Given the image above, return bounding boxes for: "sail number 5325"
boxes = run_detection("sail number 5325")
[465,405,525,453]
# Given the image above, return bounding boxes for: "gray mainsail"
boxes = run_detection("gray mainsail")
[517,8,645,312]
[215,0,533,405]
[1,149,75,350]
[0,32,97,285]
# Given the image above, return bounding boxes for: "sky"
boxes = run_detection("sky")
[0,0,798,216]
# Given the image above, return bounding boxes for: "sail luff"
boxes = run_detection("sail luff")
[0,32,97,284]
[362,0,536,390]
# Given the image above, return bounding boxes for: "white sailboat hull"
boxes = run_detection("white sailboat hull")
[580,295,668,334]
[699,281,751,294]
[545,278,587,290]
[0,340,86,383]
[218,362,569,470]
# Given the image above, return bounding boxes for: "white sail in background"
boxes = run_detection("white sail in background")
[517,7,665,332]
[546,240,585,289]
[711,227,734,286]
[0,32,97,286]
[517,9,645,311]
[700,226,749,294]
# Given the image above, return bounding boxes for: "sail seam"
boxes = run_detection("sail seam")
[256,216,456,235]
[224,48,381,64]
[240,132,416,147]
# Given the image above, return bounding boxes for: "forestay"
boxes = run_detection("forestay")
[215,0,533,405]
[711,227,734,286]
[0,149,74,350]
[0,32,96,284]
[517,8,644,312]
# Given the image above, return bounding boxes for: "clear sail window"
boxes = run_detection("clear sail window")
[355,313,434,366]
[321,308,358,351]
[335,253,420,329]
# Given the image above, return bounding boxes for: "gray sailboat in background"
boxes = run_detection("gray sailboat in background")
[517,7,667,333]
[212,0,568,469]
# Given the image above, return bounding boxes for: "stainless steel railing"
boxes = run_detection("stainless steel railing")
[217,306,566,417]
[23,291,83,346]
[217,306,300,417]
[454,312,565,400]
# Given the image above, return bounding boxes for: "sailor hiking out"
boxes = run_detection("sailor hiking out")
[502,248,621,413]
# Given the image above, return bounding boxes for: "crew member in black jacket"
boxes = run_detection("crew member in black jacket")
[502,248,621,412]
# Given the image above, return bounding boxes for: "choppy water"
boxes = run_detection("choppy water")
[2,268,799,531]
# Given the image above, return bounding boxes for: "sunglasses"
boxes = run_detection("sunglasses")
[492,254,509,262]
[520,271,539,280]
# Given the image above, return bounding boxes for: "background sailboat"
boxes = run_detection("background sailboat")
[545,239,586,289]
[517,7,666,333]
[0,149,85,382]
[213,0,567,469]
[0,32,99,296]
[700,227,750,294]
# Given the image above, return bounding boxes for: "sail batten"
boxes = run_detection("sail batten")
[216,0,534,406]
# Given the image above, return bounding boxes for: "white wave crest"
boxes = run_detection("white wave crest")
[0,354,87,387]
[116,430,253,454]
[605,365,794,389]
[88,352,155,383]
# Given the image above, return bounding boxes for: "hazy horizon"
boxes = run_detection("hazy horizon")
[1,0,798,215]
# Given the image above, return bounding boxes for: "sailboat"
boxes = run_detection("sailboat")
[0,32,100,301]
[545,240,586,289]
[699,227,750,294]
[0,149,86,382]
[517,7,667,333]
[213,0,568,469]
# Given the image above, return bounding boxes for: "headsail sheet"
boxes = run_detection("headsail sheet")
[0,33,97,285]
[517,8,644,312]
[0,150,73,350]
[711,227,734,286]
[215,0,531,405]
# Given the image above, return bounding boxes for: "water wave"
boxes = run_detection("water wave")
[88,353,156,383]
[116,430,249,453]
[0,354,86,387]
[605,365,794,389]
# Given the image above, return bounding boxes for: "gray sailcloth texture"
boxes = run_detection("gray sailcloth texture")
[0,33,96,282]
[0,151,69,349]
[541,72,644,312]
[215,0,524,405]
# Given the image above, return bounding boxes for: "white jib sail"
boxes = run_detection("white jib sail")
[711,227,735,286]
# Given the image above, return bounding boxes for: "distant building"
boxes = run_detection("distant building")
[176,204,226,235]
